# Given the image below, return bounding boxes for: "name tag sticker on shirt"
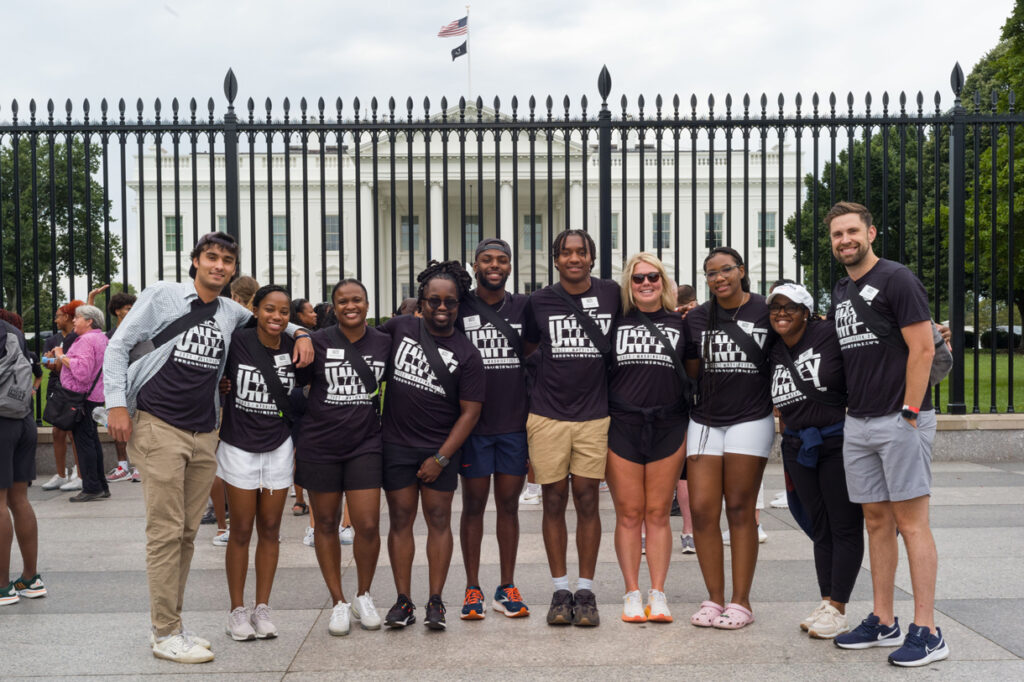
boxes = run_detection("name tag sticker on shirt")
[859,284,879,302]
[797,348,814,363]
[581,296,599,309]
[463,315,481,331]
[737,320,755,334]
[326,348,345,360]
[273,353,291,368]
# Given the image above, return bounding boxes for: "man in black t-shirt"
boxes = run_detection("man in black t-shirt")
[523,229,619,628]
[825,202,948,667]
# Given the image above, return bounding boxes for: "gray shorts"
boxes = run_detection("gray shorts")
[843,410,937,504]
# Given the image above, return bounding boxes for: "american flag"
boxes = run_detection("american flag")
[437,16,468,37]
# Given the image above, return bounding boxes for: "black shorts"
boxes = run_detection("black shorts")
[294,451,382,493]
[0,414,37,489]
[608,416,688,465]
[382,443,461,493]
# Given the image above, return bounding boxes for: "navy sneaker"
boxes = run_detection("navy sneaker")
[424,594,447,631]
[493,583,529,618]
[888,623,950,667]
[834,613,904,649]
[460,586,485,620]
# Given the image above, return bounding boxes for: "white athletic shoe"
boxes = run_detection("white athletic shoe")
[808,604,850,640]
[801,599,831,632]
[226,606,256,641]
[352,592,382,630]
[40,474,68,490]
[250,603,278,639]
[621,590,646,623]
[212,530,230,547]
[339,525,354,545]
[758,524,768,543]
[149,629,211,650]
[646,589,673,622]
[770,491,789,509]
[59,468,82,491]
[519,483,541,505]
[302,526,315,547]
[152,633,215,663]
[329,601,351,636]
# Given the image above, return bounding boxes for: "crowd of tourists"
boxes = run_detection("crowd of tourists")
[0,200,948,668]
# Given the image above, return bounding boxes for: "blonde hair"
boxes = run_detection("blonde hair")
[230,276,260,311]
[620,252,676,314]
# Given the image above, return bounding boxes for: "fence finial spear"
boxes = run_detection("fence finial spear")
[951,62,964,99]
[598,65,611,106]
[224,68,238,112]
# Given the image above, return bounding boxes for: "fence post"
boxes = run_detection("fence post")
[222,69,241,242]
[598,66,612,280]
[947,62,967,415]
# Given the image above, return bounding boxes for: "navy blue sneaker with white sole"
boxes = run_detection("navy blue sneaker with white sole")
[834,613,904,649]
[888,623,949,667]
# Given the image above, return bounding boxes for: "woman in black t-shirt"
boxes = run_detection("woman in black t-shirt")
[683,247,776,630]
[606,253,689,624]
[767,282,863,640]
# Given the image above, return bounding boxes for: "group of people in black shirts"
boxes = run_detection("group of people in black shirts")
[0,200,947,669]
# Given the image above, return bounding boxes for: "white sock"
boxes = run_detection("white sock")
[577,577,594,591]
[552,575,570,591]
[117,461,129,469]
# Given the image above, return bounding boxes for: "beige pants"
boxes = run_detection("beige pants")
[129,410,219,637]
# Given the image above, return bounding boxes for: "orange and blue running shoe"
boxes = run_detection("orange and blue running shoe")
[493,583,529,618]
[461,586,485,620]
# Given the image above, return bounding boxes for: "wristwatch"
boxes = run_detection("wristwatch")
[433,452,450,468]
[901,404,920,420]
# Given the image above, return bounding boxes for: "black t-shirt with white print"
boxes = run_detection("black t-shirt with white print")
[136,300,225,432]
[219,329,311,453]
[524,277,620,422]
[297,326,391,463]
[769,318,846,431]
[609,308,688,427]
[380,314,486,451]
[456,291,530,436]
[829,258,933,417]
[684,293,776,427]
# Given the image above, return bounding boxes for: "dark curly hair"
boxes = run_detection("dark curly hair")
[252,284,289,310]
[550,229,597,270]
[416,260,472,304]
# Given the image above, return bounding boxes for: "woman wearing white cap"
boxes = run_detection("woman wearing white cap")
[766,281,863,641]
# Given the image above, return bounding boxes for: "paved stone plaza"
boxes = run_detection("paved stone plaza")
[3,459,1023,680]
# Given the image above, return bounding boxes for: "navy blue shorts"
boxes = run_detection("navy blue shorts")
[459,432,529,479]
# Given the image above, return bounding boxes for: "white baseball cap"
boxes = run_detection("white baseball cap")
[766,282,814,310]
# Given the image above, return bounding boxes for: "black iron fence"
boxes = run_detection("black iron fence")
[0,64,1019,417]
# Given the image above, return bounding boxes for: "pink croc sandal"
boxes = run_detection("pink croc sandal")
[712,603,754,630]
[690,601,724,627]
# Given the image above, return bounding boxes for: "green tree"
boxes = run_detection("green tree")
[0,137,120,331]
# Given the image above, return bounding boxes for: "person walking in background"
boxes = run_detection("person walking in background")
[51,305,110,503]
[606,253,689,624]
[40,300,83,492]
[674,283,698,555]
[289,297,318,519]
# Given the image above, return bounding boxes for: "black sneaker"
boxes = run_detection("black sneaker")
[200,507,217,525]
[572,589,600,626]
[384,594,416,628]
[424,594,447,631]
[546,589,574,625]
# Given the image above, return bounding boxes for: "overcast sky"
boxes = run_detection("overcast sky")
[2,0,1015,120]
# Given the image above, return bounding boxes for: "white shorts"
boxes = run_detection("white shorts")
[685,415,775,459]
[216,438,294,491]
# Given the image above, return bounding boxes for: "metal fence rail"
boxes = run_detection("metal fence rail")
[0,64,1019,416]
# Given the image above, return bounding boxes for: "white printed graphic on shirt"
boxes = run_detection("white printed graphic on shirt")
[466,322,523,370]
[172,318,224,370]
[834,285,881,350]
[392,335,459,397]
[547,312,613,359]
[771,347,824,408]
[234,363,296,415]
[324,356,386,406]
[699,326,768,373]
[615,323,681,368]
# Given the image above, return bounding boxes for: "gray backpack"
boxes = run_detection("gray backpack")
[0,328,33,419]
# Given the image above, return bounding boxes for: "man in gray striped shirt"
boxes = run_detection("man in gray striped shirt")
[104,232,312,664]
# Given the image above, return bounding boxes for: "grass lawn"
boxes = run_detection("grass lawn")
[934,350,1024,413]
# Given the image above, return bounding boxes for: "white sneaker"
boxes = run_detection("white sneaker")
[801,599,831,632]
[328,601,351,636]
[339,525,354,545]
[758,524,768,543]
[106,465,133,482]
[212,530,230,547]
[59,468,82,491]
[302,526,315,547]
[149,629,211,650]
[152,633,215,663]
[599,481,610,493]
[808,604,850,639]
[621,590,646,622]
[40,474,68,490]
[770,491,789,509]
[290,485,297,498]
[250,603,278,639]
[226,606,256,641]
[680,533,696,554]
[519,483,542,505]
[646,589,673,622]
[352,592,382,630]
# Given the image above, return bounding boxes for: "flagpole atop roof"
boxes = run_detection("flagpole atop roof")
[466,5,472,102]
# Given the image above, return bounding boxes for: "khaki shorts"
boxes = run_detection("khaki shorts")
[526,413,610,484]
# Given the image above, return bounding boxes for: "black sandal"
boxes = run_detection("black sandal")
[292,502,309,516]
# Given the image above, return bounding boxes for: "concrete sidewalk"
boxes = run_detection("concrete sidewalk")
[3,460,1023,680]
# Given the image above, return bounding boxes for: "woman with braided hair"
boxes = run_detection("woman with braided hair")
[378,260,485,631]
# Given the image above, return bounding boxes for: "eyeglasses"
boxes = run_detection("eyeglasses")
[425,296,460,310]
[705,264,740,280]
[630,272,661,284]
[769,302,804,315]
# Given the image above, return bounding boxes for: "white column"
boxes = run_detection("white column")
[429,181,444,262]
[359,182,377,317]
[569,180,583,230]
[499,180,514,270]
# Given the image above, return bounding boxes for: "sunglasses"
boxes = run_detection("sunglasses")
[769,302,804,315]
[630,272,661,284]
[705,264,740,280]
[425,296,460,310]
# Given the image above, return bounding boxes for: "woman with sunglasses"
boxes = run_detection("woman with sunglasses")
[683,246,777,631]
[378,260,485,632]
[767,282,863,640]
[606,253,689,623]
